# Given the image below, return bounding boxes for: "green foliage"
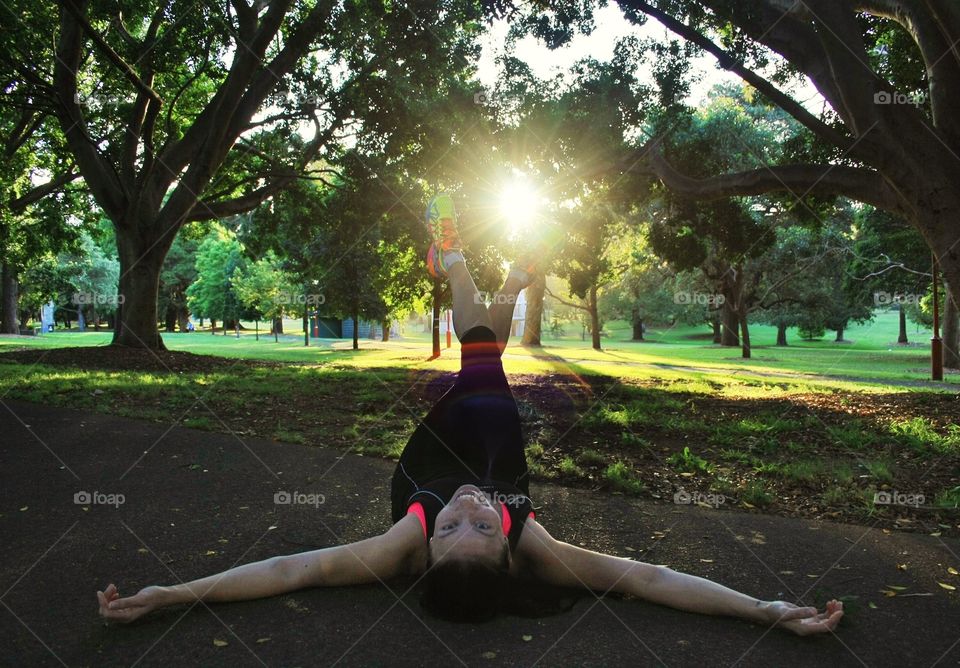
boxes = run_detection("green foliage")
[186,225,250,324]
[667,446,712,473]
[232,251,298,323]
[604,461,644,494]
[741,480,773,507]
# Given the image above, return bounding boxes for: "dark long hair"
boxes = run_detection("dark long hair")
[420,547,582,622]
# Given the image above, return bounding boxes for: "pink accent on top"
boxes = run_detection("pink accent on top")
[407,502,427,539]
[500,502,511,536]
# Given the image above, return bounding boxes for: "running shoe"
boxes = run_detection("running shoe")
[426,242,457,279]
[425,193,462,252]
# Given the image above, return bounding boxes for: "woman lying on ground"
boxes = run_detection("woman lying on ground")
[97,195,843,636]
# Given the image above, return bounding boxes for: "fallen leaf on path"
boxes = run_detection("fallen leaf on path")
[948,567,959,576]
[213,639,228,647]
[868,602,877,609]
[938,582,956,591]
[256,638,270,644]
[522,635,533,642]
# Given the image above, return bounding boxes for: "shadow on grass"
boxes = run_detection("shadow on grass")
[1,345,958,530]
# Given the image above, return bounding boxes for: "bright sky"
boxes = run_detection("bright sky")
[476,4,823,110]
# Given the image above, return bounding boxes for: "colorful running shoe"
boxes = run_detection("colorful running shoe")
[424,193,462,252]
[425,242,461,279]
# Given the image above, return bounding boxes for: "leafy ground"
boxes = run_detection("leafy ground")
[1,332,957,536]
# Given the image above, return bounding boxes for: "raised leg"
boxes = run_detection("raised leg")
[488,268,529,354]
[446,259,493,341]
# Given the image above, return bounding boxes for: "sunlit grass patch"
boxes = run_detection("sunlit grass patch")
[604,461,644,494]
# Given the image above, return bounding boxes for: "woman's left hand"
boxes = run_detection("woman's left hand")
[759,599,844,636]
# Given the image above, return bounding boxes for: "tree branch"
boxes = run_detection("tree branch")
[635,137,906,213]
[544,286,589,312]
[616,0,855,151]
[58,0,162,105]
[9,172,81,212]
[53,0,126,219]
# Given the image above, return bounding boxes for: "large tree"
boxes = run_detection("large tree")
[605,0,960,326]
[3,0,484,348]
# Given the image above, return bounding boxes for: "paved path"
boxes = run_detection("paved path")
[1,399,958,667]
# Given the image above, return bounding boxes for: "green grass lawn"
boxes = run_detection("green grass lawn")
[4,309,951,393]
[1,307,957,529]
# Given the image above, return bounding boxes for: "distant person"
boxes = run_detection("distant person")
[97,195,842,635]
[186,321,195,333]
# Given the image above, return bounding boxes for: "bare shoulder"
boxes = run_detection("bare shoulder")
[386,512,429,576]
[510,516,560,576]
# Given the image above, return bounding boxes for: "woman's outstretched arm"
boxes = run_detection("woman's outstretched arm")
[514,518,843,636]
[97,514,425,623]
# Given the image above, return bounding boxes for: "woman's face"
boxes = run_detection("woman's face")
[430,484,507,564]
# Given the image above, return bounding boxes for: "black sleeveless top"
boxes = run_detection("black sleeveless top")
[390,326,532,549]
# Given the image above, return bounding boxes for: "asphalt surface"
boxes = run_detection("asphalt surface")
[1,398,958,667]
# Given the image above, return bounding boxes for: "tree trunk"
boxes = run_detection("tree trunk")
[521,273,545,346]
[431,279,441,358]
[77,308,86,332]
[164,303,177,332]
[112,233,168,349]
[776,322,788,346]
[1,263,20,334]
[177,307,189,332]
[352,314,359,350]
[381,318,390,342]
[720,300,739,346]
[835,326,844,342]
[210,318,216,334]
[712,315,722,343]
[898,306,908,344]
[272,316,283,334]
[739,311,751,359]
[631,305,644,341]
[588,284,601,350]
[302,304,309,347]
[944,283,960,369]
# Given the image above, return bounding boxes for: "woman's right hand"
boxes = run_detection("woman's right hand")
[97,583,163,623]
